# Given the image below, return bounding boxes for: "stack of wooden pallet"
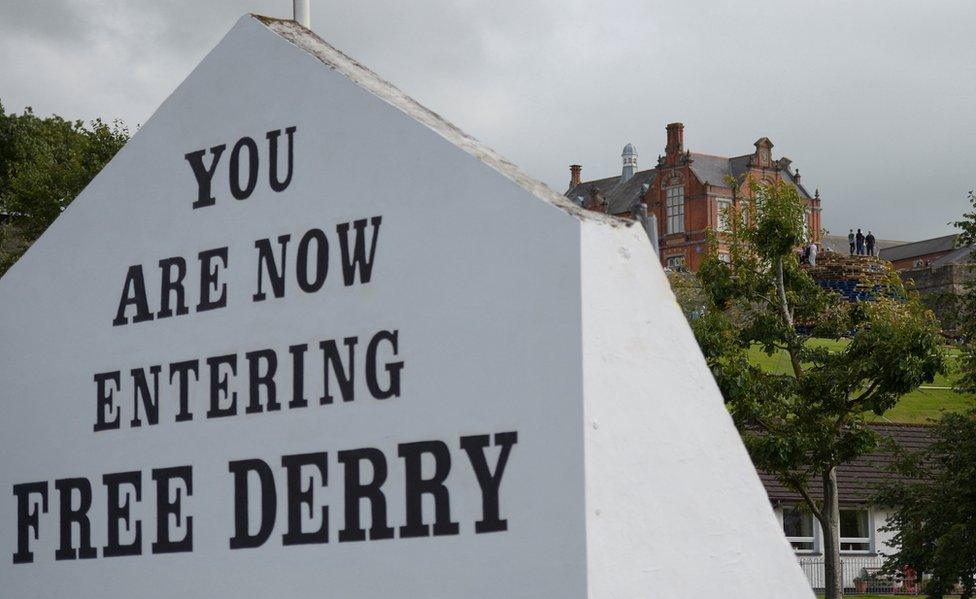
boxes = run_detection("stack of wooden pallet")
[806,252,895,301]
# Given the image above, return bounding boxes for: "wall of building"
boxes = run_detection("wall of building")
[900,262,974,295]
[650,165,716,271]
[648,165,819,272]
[573,125,821,273]
[890,250,955,271]
[774,505,900,591]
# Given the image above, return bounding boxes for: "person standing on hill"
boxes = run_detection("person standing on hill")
[848,229,856,255]
[856,229,865,255]
[866,231,876,256]
[809,240,819,266]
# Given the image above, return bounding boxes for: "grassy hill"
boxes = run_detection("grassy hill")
[748,340,975,424]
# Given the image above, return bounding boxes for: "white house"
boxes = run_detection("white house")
[760,423,933,592]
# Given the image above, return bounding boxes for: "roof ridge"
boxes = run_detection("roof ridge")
[690,152,732,160]
[253,15,625,226]
[885,233,958,250]
[575,175,621,186]
[575,167,660,185]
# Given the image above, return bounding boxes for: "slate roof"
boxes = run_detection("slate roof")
[730,154,752,182]
[929,244,975,268]
[758,423,935,505]
[688,153,732,186]
[778,166,813,200]
[565,169,658,215]
[566,151,812,212]
[606,170,657,214]
[879,234,958,262]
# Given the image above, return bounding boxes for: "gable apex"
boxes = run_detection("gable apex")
[252,15,605,223]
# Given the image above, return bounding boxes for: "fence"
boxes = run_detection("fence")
[797,556,921,595]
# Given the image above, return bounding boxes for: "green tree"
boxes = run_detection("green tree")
[875,410,976,599]
[692,179,946,599]
[0,101,129,276]
[951,190,976,390]
[919,290,962,337]
[667,269,706,321]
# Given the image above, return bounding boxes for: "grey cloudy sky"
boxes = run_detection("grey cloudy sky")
[2,0,974,241]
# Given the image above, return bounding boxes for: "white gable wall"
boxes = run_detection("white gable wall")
[580,220,814,597]
[1,16,589,597]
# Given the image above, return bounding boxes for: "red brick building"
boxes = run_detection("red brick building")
[566,123,822,271]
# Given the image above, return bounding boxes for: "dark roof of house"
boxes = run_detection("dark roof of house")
[759,423,935,505]
[566,151,811,211]
[566,174,619,200]
[879,234,958,262]
[930,244,976,268]
[729,153,812,199]
[688,153,731,186]
[730,154,751,181]
[565,169,658,215]
[605,169,658,214]
[778,166,813,200]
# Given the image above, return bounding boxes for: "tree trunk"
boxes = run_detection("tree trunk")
[774,256,804,378]
[822,467,844,599]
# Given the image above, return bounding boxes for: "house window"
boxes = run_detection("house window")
[739,200,751,227]
[840,509,871,553]
[718,253,731,263]
[666,255,685,269]
[783,507,816,553]
[717,198,732,232]
[666,186,685,234]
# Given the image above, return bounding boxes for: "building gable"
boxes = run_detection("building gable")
[0,15,812,599]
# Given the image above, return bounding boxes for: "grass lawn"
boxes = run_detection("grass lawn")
[747,339,976,424]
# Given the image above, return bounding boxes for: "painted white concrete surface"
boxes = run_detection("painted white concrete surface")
[0,14,811,598]
[580,221,813,597]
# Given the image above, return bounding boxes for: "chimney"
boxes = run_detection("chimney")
[294,0,311,28]
[794,168,801,185]
[570,164,582,188]
[586,188,607,212]
[665,122,684,164]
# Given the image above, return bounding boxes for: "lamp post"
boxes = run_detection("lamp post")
[294,0,310,28]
